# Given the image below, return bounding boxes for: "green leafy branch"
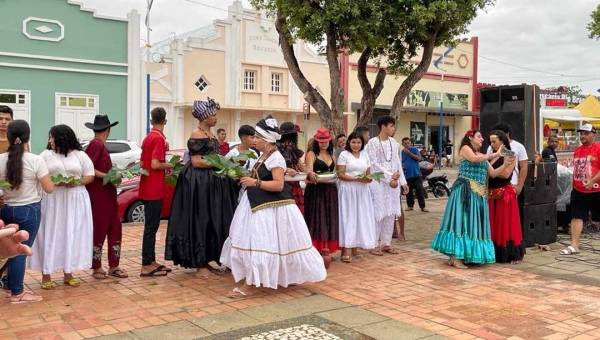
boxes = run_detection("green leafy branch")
[166,155,184,187]
[0,180,11,190]
[356,171,385,182]
[103,166,149,187]
[51,174,82,186]
[204,150,258,180]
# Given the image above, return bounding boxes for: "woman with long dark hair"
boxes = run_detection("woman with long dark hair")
[336,131,376,262]
[31,125,95,289]
[221,117,326,298]
[0,120,54,303]
[487,130,524,264]
[165,98,238,279]
[304,128,339,257]
[431,129,514,269]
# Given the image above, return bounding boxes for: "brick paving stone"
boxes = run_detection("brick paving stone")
[2,221,600,339]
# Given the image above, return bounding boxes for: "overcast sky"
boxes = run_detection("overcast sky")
[79,0,600,95]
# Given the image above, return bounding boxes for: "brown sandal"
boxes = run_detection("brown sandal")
[92,271,108,280]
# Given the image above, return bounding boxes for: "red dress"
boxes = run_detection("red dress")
[85,138,122,269]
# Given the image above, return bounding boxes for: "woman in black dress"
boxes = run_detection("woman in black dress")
[165,98,238,279]
[277,122,307,215]
[304,128,339,256]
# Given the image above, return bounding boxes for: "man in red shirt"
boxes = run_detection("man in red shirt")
[217,128,229,156]
[138,108,174,277]
[560,124,600,255]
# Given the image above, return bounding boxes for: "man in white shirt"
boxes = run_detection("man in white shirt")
[486,122,529,195]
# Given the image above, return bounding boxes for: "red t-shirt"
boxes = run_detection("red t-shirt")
[219,142,230,156]
[573,142,600,193]
[139,129,168,200]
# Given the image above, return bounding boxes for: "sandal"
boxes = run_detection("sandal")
[11,291,43,304]
[559,245,579,255]
[397,235,407,242]
[447,259,468,269]
[341,255,352,263]
[382,248,399,254]
[41,281,57,290]
[63,278,81,287]
[109,269,129,278]
[421,208,429,212]
[140,266,168,277]
[208,266,226,276]
[369,249,384,256]
[92,271,108,280]
[227,287,254,299]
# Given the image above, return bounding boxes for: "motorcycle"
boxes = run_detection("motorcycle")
[410,161,451,199]
[422,173,451,198]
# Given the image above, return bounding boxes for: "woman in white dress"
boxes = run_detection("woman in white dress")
[220,117,326,298]
[31,125,94,289]
[336,131,376,262]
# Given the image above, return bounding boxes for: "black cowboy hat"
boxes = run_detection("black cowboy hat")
[84,115,119,131]
[280,122,300,135]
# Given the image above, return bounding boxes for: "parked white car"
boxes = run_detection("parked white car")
[81,139,142,169]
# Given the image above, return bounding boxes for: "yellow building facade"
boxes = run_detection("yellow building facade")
[148,1,479,155]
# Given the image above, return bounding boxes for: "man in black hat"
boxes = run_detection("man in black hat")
[84,115,128,279]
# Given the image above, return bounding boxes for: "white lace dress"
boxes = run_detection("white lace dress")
[220,151,326,289]
[365,137,407,221]
[337,151,377,249]
[30,150,94,275]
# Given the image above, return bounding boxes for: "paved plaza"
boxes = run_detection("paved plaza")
[4,170,600,340]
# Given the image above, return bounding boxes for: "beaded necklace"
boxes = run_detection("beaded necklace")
[198,125,220,154]
[378,136,392,162]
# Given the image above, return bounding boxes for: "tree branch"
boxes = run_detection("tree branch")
[390,28,440,119]
[274,9,333,125]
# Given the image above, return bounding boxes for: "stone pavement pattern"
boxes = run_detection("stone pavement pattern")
[5,179,600,340]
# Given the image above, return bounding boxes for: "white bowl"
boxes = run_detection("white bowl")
[285,172,307,182]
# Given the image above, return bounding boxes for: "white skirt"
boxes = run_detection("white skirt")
[220,192,327,289]
[29,186,93,275]
[337,181,377,249]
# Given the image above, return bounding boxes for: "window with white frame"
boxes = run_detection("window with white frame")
[194,75,210,92]
[244,70,256,90]
[271,73,282,92]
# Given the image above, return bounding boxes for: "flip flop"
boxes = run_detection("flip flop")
[227,287,254,299]
[140,267,168,277]
[559,245,580,255]
[369,250,384,256]
[92,271,108,280]
[109,269,129,278]
[10,291,43,304]
[382,248,399,254]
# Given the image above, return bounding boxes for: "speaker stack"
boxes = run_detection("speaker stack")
[479,84,558,247]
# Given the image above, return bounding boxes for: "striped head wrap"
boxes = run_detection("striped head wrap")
[192,97,220,121]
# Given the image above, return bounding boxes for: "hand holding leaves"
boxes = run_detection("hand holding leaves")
[51,174,82,186]
[103,166,149,187]
[204,150,258,180]
[166,155,184,187]
[356,171,385,182]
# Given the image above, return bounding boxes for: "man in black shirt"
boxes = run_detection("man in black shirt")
[542,135,558,162]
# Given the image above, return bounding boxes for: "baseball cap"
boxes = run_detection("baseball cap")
[577,123,597,133]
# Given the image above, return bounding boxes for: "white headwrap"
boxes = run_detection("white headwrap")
[256,116,281,143]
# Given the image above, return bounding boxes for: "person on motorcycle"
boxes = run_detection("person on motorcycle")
[401,138,428,212]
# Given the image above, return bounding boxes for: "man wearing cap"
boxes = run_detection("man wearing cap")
[84,115,127,279]
[560,124,600,255]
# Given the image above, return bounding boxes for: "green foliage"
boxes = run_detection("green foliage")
[51,174,82,186]
[588,4,600,40]
[356,171,385,182]
[203,150,258,180]
[103,166,149,187]
[165,155,184,187]
[251,0,494,75]
[0,180,11,189]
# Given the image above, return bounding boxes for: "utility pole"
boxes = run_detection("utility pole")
[145,0,154,135]
[433,46,455,170]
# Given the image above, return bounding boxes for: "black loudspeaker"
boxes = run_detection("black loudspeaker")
[479,85,540,158]
[518,162,558,206]
[519,203,558,247]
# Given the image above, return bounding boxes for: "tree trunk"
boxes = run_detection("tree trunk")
[356,48,386,128]
[274,11,345,136]
[389,31,439,120]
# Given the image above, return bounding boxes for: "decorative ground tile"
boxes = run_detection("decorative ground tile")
[200,315,375,340]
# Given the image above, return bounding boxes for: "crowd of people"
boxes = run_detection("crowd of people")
[0,98,598,303]
[0,105,127,304]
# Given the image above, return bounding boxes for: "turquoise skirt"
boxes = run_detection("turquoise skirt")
[431,178,496,264]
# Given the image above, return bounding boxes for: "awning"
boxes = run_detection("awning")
[575,96,600,118]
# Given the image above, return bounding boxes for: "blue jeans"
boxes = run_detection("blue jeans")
[2,202,41,295]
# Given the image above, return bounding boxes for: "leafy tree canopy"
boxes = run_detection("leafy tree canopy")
[588,4,600,40]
